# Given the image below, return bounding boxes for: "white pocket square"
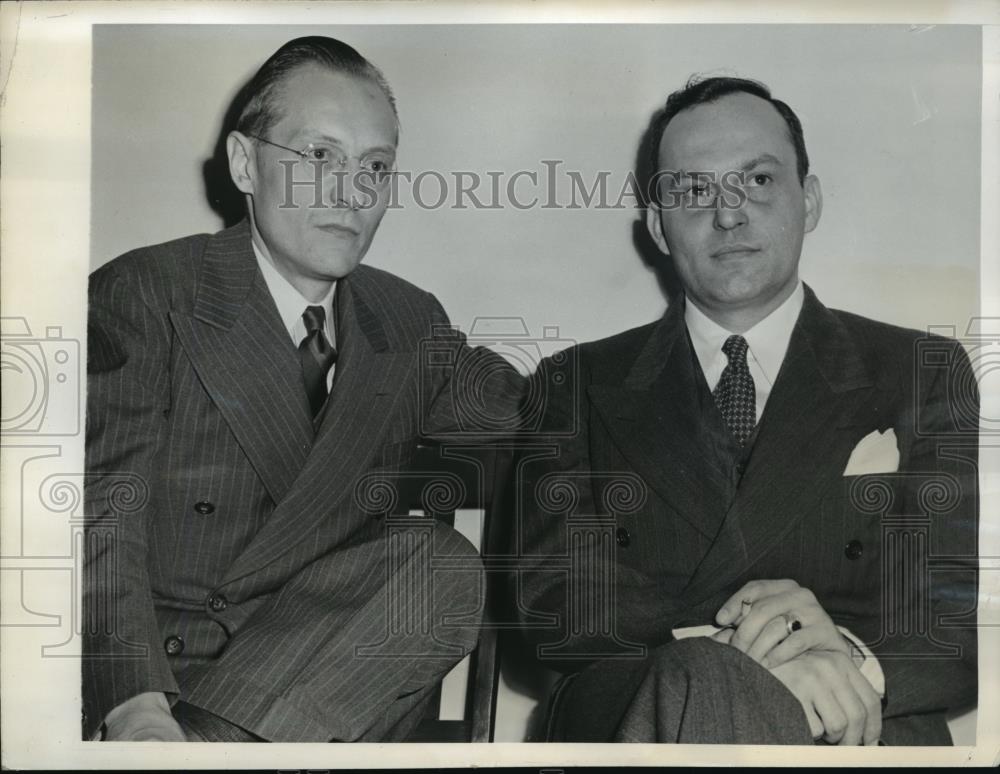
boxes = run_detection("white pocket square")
[842,428,900,476]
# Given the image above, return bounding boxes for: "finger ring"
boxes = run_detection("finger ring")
[783,615,802,635]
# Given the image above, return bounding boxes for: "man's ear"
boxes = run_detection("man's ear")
[645,204,671,256]
[227,131,256,196]
[802,174,823,234]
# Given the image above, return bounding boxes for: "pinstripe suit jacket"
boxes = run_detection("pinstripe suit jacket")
[518,286,979,744]
[83,221,523,740]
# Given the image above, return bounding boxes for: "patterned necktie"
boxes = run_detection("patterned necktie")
[298,305,338,417]
[713,334,756,446]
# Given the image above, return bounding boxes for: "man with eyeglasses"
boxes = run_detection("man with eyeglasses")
[516,76,978,746]
[83,36,524,743]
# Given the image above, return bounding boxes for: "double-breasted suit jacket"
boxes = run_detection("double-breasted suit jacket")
[84,221,524,741]
[518,285,978,744]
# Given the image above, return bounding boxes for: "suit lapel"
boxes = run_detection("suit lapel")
[219,268,413,585]
[168,222,313,505]
[588,298,731,539]
[306,269,412,475]
[682,285,881,601]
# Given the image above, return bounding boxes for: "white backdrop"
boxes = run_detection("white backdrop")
[92,24,981,347]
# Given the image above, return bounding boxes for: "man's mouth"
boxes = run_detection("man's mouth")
[316,222,360,237]
[712,244,760,258]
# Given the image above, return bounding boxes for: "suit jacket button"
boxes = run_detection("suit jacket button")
[194,500,215,515]
[845,540,864,560]
[616,527,631,547]
[208,593,228,612]
[164,635,184,656]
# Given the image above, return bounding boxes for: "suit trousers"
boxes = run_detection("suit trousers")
[549,638,814,744]
[175,518,484,742]
[173,688,438,742]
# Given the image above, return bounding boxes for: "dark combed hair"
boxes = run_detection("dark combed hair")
[234,36,398,138]
[648,75,809,183]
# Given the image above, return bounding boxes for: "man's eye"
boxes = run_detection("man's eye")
[749,173,771,186]
[306,147,332,162]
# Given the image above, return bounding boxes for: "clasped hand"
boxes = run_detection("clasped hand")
[712,579,881,745]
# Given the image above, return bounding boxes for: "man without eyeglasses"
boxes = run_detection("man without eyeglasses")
[84,36,525,743]
[517,76,978,745]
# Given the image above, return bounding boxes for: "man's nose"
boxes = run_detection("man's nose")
[329,168,373,210]
[713,197,748,231]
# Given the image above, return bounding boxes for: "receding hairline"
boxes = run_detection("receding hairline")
[235,51,400,142]
[654,91,800,167]
[253,62,398,131]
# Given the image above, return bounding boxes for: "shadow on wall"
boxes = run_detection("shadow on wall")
[632,103,683,305]
[203,74,255,228]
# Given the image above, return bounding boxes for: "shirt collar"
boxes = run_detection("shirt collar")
[684,281,804,385]
[251,239,337,340]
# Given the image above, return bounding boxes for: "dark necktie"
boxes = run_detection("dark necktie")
[713,334,756,446]
[298,305,338,417]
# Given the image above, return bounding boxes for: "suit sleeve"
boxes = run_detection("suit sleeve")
[83,265,179,739]
[510,350,638,671]
[876,337,979,720]
[417,294,528,442]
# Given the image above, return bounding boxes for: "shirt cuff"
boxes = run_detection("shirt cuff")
[101,691,174,740]
[837,625,885,698]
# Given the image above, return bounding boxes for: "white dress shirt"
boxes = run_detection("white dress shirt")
[685,281,804,424]
[252,240,337,390]
[681,280,885,696]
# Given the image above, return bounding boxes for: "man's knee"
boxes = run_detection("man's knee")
[376,520,484,649]
[650,636,740,674]
[430,519,482,564]
[383,518,480,561]
[646,637,789,699]
[429,521,484,634]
